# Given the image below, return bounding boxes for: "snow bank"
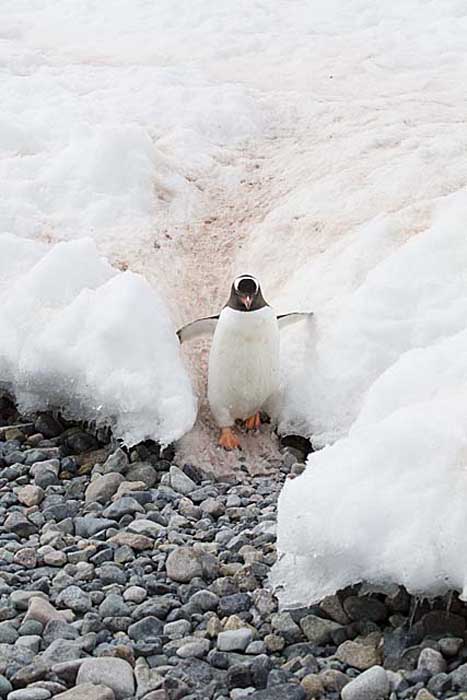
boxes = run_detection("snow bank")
[0,237,196,446]
[271,193,467,606]
[273,392,467,607]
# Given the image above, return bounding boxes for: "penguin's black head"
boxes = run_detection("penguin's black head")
[228,274,268,312]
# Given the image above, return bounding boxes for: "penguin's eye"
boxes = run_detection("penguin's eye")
[236,278,257,296]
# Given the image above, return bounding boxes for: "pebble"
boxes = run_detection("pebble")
[319,594,350,624]
[417,647,446,674]
[341,665,389,700]
[300,674,324,698]
[76,658,135,700]
[13,548,37,569]
[42,639,83,666]
[451,662,467,690]
[103,496,144,519]
[123,586,147,603]
[415,690,436,700]
[0,676,12,696]
[176,639,210,658]
[108,531,153,550]
[300,614,342,645]
[264,633,285,652]
[24,597,71,626]
[134,662,163,696]
[164,619,191,639]
[41,546,66,567]
[102,448,129,474]
[4,512,37,537]
[271,612,302,642]
[169,465,197,495]
[166,547,203,582]
[56,586,92,614]
[343,596,388,623]
[6,690,51,700]
[127,519,163,537]
[217,629,254,652]
[128,616,164,640]
[16,485,44,507]
[336,639,381,670]
[85,474,124,504]
[439,636,463,657]
[0,623,18,645]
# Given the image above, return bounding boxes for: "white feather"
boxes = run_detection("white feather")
[208,306,280,427]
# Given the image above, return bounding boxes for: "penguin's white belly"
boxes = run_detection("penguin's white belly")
[208,306,280,427]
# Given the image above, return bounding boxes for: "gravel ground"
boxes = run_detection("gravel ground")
[1,396,467,700]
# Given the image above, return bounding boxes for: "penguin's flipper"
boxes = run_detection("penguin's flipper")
[177,315,219,343]
[277,312,313,330]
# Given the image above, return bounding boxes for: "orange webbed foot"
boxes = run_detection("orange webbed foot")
[244,412,261,431]
[218,427,241,450]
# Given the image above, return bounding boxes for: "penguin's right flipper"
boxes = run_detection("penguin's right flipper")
[277,312,313,330]
[177,315,219,343]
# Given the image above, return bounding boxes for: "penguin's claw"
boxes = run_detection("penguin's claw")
[245,412,261,431]
[219,428,241,450]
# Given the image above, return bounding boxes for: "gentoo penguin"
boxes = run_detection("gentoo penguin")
[178,275,312,449]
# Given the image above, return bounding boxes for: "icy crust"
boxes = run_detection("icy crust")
[272,193,467,606]
[0,236,196,446]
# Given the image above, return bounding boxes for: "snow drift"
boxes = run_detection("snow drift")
[271,193,467,606]
[0,237,196,446]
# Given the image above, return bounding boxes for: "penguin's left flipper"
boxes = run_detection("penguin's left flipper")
[177,315,219,343]
[277,312,313,330]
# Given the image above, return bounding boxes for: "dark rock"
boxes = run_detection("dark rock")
[250,655,271,689]
[218,594,251,618]
[96,564,128,586]
[451,662,467,690]
[43,620,80,645]
[207,650,230,669]
[128,616,164,640]
[9,660,48,686]
[125,463,158,486]
[64,431,99,453]
[34,414,64,439]
[56,586,92,614]
[76,657,135,700]
[74,517,115,538]
[24,448,61,465]
[300,615,342,646]
[227,663,252,689]
[41,639,84,666]
[103,497,144,520]
[343,596,387,623]
[422,611,465,638]
[43,501,79,521]
[427,672,451,695]
[4,512,37,537]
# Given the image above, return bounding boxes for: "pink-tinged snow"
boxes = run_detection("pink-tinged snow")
[2,0,467,598]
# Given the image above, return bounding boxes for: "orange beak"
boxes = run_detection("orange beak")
[241,295,253,310]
